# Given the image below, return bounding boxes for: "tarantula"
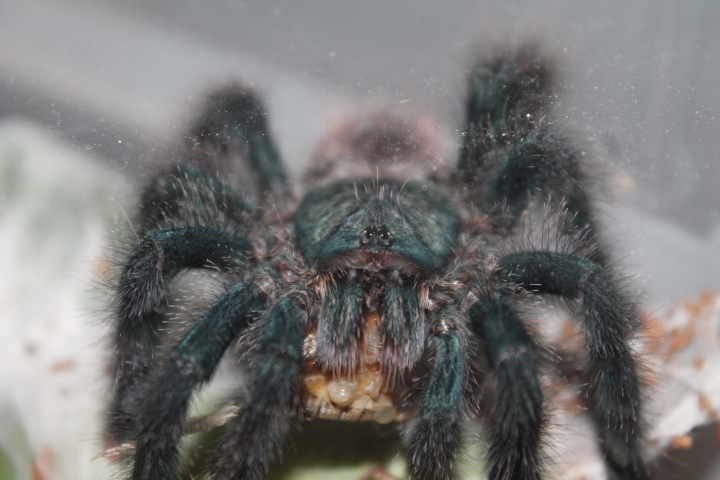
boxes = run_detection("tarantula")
[107,44,648,480]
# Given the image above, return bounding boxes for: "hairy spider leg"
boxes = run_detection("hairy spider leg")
[483,129,602,247]
[110,227,253,443]
[211,297,306,480]
[404,310,466,480]
[470,295,545,480]
[189,85,289,197]
[131,283,266,480]
[455,45,606,265]
[497,251,648,480]
[139,162,259,231]
[112,85,290,444]
[140,86,288,229]
[456,43,555,180]
[316,277,365,376]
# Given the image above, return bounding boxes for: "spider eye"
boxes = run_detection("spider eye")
[360,227,375,245]
[377,226,394,247]
[359,228,375,245]
[358,225,394,248]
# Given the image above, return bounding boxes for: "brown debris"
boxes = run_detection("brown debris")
[358,467,403,480]
[91,256,113,280]
[698,392,712,411]
[665,323,696,361]
[694,357,705,370]
[561,321,580,346]
[32,447,54,480]
[671,434,693,450]
[684,290,718,318]
[49,359,76,373]
[563,394,588,416]
[642,314,665,355]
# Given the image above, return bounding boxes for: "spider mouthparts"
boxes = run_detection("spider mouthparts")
[327,250,420,276]
[301,311,410,424]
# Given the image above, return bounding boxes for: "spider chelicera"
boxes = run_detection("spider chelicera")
[106,43,648,480]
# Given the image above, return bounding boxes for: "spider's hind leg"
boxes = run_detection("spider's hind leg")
[140,86,289,229]
[485,129,606,262]
[456,45,607,265]
[456,42,556,182]
[138,161,258,231]
[109,86,287,443]
[189,85,290,198]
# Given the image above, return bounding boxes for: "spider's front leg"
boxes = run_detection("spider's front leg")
[130,282,266,480]
[403,310,467,480]
[469,293,545,480]
[497,252,648,480]
[110,226,253,442]
[210,296,306,480]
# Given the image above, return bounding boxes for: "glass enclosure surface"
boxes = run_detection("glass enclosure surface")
[0,1,718,479]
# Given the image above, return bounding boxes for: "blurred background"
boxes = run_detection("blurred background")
[0,0,719,479]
